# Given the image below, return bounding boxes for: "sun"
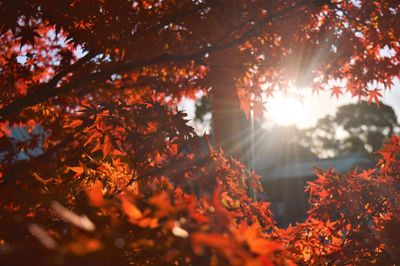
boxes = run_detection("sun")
[264,94,308,127]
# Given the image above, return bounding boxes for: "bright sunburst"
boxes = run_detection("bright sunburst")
[264,93,308,127]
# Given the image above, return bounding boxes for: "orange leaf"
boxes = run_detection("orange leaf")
[169,144,178,155]
[148,192,172,216]
[84,132,101,147]
[86,181,104,207]
[68,166,84,178]
[120,196,143,220]
[102,135,112,158]
[67,237,102,256]
[137,217,159,228]
[64,119,83,128]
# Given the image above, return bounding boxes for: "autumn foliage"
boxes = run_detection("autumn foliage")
[1,1,400,265]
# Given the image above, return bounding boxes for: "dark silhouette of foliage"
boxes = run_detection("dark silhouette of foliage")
[302,102,399,157]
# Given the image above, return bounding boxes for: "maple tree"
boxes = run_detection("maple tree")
[0,0,399,265]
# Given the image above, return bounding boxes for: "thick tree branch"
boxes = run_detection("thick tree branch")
[0,52,95,119]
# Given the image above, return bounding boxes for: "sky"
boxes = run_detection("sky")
[180,78,400,133]
[264,78,400,129]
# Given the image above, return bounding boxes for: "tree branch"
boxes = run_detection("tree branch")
[0,0,319,121]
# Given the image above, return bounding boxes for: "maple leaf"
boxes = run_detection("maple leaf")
[330,86,343,99]
[137,217,159,228]
[83,132,101,147]
[67,237,102,256]
[191,233,231,255]
[63,119,83,128]
[265,87,275,98]
[317,189,329,198]
[68,166,84,178]
[102,135,112,158]
[311,84,324,94]
[358,169,376,181]
[239,225,282,255]
[148,192,172,215]
[120,196,143,220]
[16,26,42,47]
[368,89,383,107]
[86,181,104,207]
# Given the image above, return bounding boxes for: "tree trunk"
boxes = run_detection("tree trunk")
[209,66,250,164]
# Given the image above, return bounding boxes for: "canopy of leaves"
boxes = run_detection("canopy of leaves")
[0,0,400,265]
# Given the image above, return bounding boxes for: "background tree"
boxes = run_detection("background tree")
[335,101,399,153]
[194,95,212,124]
[302,101,399,157]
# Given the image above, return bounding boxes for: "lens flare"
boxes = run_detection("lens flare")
[265,94,307,126]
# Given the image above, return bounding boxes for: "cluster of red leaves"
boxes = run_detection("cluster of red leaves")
[278,136,400,265]
[0,101,293,265]
[1,0,399,123]
[2,97,400,265]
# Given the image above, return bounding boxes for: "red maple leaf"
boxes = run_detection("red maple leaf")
[330,86,343,99]
[368,89,383,107]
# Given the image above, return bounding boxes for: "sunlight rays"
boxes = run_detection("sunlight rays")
[264,92,309,127]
